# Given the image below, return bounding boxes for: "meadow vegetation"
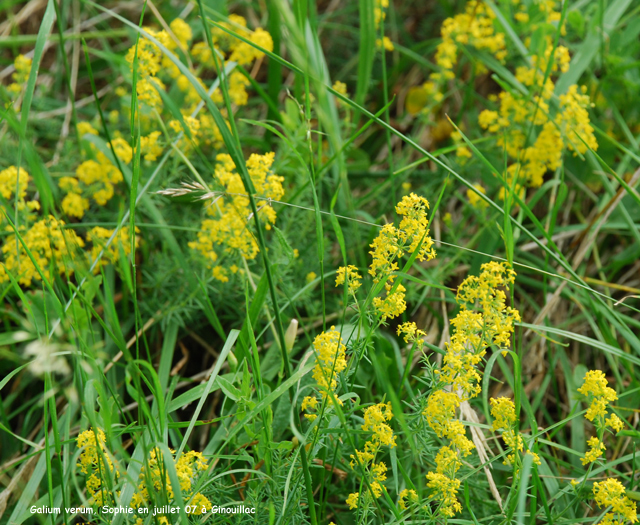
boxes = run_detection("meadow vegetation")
[1,0,640,523]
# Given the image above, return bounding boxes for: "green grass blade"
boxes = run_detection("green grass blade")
[176,329,239,458]
[355,0,375,106]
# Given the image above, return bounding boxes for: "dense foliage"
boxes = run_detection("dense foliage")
[1,0,640,524]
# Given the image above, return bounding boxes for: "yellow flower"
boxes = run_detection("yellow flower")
[362,402,396,448]
[0,215,84,286]
[527,451,541,466]
[301,396,318,412]
[376,36,394,51]
[189,152,284,276]
[369,194,436,282]
[170,18,192,48]
[311,327,347,399]
[125,35,159,76]
[422,262,520,517]
[578,370,618,423]
[490,397,538,466]
[490,397,517,432]
[369,224,401,282]
[395,194,436,261]
[170,116,201,145]
[371,461,387,483]
[87,226,139,272]
[306,271,317,283]
[7,54,32,96]
[474,37,597,195]
[398,488,418,510]
[592,478,638,524]
[139,131,163,161]
[557,84,598,156]
[62,192,90,219]
[212,266,229,283]
[426,471,462,517]
[188,493,211,514]
[397,322,426,346]
[73,151,123,208]
[373,284,407,321]
[346,492,359,509]
[581,436,606,465]
[368,194,435,321]
[335,265,362,293]
[332,80,348,96]
[347,404,396,511]
[424,390,460,438]
[77,121,99,137]
[111,137,133,164]
[428,1,507,97]
[77,428,112,474]
[467,183,488,209]
[606,414,625,433]
[434,446,460,476]
[228,71,251,106]
[515,11,529,23]
[228,28,274,65]
[0,166,30,200]
[76,428,121,506]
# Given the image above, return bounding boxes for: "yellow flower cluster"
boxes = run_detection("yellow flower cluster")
[466,183,488,209]
[418,0,507,107]
[424,390,474,456]
[124,18,193,108]
[0,215,84,286]
[368,194,436,321]
[490,396,540,466]
[120,15,271,152]
[0,165,137,286]
[335,265,362,294]
[347,403,395,509]
[6,54,33,99]
[168,116,201,152]
[189,152,284,282]
[374,0,394,51]
[577,370,625,465]
[582,436,606,465]
[362,401,396,447]
[129,447,211,514]
[77,428,211,514]
[190,14,273,70]
[312,327,347,394]
[87,226,140,271]
[396,321,426,347]
[398,488,419,510]
[422,400,469,514]
[77,429,118,506]
[0,165,30,201]
[59,122,132,219]
[1,166,81,286]
[426,446,463,517]
[302,327,347,421]
[476,33,597,196]
[592,478,638,525]
[332,81,348,97]
[127,15,271,112]
[138,131,163,161]
[423,262,520,517]
[442,261,520,398]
